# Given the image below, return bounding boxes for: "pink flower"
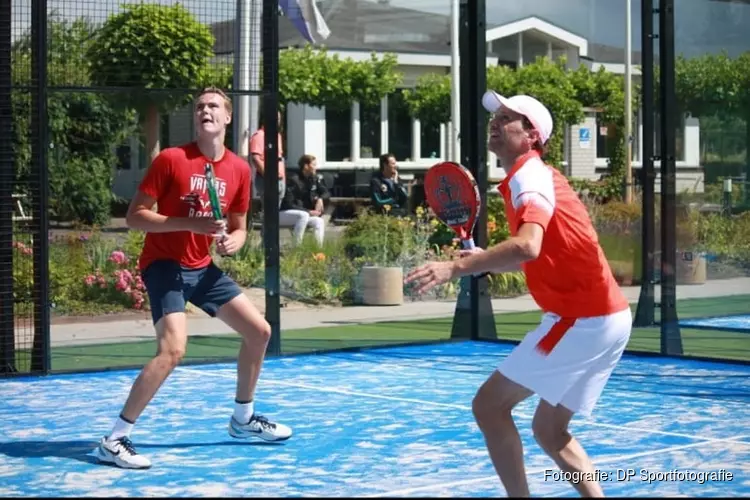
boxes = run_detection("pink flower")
[13,241,31,255]
[109,250,128,266]
[84,275,96,286]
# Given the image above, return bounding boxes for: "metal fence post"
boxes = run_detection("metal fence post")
[658,0,683,355]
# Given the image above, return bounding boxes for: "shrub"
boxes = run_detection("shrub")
[80,250,147,310]
[342,209,413,266]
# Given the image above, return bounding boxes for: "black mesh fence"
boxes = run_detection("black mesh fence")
[4,0,748,376]
[2,0,270,375]
[2,0,49,375]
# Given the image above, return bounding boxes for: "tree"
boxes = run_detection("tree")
[674,52,737,118]
[12,17,136,224]
[279,45,402,109]
[87,3,215,163]
[504,57,584,168]
[733,52,750,203]
[674,51,749,202]
[569,65,640,200]
[401,73,451,126]
[404,57,584,169]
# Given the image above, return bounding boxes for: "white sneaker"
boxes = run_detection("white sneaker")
[93,436,152,469]
[228,414,293,442]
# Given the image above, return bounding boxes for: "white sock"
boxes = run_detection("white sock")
[109,415,134,441]
[233,400,254,424]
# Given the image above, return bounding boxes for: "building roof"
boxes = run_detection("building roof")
[212,0,451,55]
[211,2,643,66]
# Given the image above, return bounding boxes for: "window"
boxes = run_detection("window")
[388,91,413,161]
[326,106,352,161]
[596,118,618,159]
[116,144,131,170]
[421,122,441,159]
[360,101,381,159]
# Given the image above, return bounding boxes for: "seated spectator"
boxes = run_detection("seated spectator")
[370,153,410,215]
[279,154,330,246]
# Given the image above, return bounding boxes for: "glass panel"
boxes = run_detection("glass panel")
[671,0,750,362]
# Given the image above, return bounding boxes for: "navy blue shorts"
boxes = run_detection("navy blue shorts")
[141,260,243,325]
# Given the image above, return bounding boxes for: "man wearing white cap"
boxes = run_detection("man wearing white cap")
[406,91,631,497]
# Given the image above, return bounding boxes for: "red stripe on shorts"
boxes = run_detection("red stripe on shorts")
[535,317,576,355]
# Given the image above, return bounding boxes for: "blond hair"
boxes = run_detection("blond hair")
[195,87,233,114]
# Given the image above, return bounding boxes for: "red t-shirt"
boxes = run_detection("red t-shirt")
[498,151,629,318]
[136,142,251,271]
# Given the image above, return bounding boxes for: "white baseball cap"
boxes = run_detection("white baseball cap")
[482,90,554,145]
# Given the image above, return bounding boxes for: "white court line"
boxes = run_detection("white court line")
[176,367,748,445]
[362,437,750,498]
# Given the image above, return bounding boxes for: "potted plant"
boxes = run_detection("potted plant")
[344,207,405,306]
[675,207,707,285]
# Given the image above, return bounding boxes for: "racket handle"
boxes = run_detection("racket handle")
[460,238,490,278]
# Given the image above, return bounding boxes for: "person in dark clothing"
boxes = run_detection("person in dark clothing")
[370,153,410,215]
[280,154,330,246]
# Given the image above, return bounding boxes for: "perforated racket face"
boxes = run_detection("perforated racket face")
[204,163,223,220]
[424,161,481,241]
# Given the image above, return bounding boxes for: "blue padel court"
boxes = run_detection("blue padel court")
[679,314,750,333]
[0,341,748,497]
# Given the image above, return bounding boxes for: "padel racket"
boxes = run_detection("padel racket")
[424,161,481,249]
[204,163,227,238]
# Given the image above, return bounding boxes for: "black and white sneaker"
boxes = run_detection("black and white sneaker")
[93,436,152,469]
[228,414,292,442]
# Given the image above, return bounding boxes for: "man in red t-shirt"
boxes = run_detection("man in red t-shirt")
[93,88,292,470]
[406,92,631,497]
[249,111,286,208]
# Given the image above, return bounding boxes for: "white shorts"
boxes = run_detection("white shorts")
[497,308,632,417]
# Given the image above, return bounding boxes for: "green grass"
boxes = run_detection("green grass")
[672,294,750,319]
[492,309,750,362]
[9,295,749,374]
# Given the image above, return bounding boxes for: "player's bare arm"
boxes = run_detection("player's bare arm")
[406,223,543,294]
[126,190,225,235]
[456,222,543,275]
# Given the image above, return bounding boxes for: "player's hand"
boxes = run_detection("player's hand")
[404,260,457,295]
[215,232,241,256]
[309,209,322,217]
[459,247,485,258]
[189,218,226,235]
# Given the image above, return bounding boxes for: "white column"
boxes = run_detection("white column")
[567,47,579,70]
[547,41,553,60]
[450,0,461,162]
[411,117,421,161]
[625,0,633,202]
[684,116,700,165]
[439,123,447,159]
[351,102,360,162]
[446,121,453,160]
[637,107,643,163]
[235,0,254,157]
[380,96,389,155]
[517,32,524,67]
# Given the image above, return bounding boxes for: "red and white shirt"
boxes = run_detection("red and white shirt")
[137,142,251,271]
[498,151,629,318]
